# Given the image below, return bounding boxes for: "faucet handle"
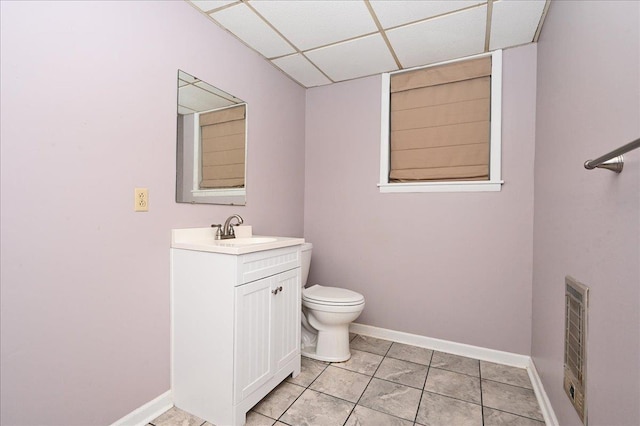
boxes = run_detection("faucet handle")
[211,224,222,240]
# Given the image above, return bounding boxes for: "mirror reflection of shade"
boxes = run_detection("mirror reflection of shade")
[176,70,247,205]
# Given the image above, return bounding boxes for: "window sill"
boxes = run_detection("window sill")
[190,188,246,205]
[192,188,245,197]
[378,181,503,193]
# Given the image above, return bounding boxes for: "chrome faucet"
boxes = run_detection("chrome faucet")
[211,214,244,240]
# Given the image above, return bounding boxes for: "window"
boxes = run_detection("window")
[379,50,502,193]
[198,104,246,189]
[188,103,247,202]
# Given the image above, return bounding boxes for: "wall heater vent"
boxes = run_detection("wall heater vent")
[564,275,589,425]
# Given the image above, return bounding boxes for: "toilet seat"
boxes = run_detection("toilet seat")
[303,284,364,306]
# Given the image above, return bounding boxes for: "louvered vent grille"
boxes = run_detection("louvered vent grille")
[564,276,588,425]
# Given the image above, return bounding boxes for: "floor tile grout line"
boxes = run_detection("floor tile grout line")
[325,362,381,381]
[427,364,482,379]
[340,336,394,426]
[413,349,434,424]
[385,340,435,366]
[299,342,433,424]
[380,354,433,369]
[307,384,417,425]
[385,355,431,366]
[480,373,545,424]
[485,407,547,424]
[364,342,430,424]
[316,339,490,424]
[418,351,486,423]
[273,360,331,424]
[276,352,380,424]
[479,358,485,426]
[356,371,429,391]
[421,389,484,407]
[306,366,374,405]
[481,376,536,391]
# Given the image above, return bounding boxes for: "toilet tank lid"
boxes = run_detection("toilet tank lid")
[303,284,364,304]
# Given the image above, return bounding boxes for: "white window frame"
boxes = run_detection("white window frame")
[191,103,248,202]
[378,50,503,193]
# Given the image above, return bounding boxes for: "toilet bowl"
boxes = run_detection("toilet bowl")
[300,243,365,362]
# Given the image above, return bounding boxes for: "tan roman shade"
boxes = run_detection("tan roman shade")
[199,104,245,189]
[389,56,492,182]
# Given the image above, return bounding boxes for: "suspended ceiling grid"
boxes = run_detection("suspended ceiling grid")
[186,0,549,88]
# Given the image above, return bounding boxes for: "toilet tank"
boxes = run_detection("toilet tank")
[300,243,313,287]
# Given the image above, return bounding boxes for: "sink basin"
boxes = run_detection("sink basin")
[171,228,304,255]
[218,237,278,245]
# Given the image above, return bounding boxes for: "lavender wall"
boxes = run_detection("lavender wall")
[304,44,537,355]
[0,1,305,425]
[532,1,640,425]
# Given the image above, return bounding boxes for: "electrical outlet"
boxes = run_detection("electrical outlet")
[134,188,148,212]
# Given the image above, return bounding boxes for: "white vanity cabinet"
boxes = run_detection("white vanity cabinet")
[171,244,302,426]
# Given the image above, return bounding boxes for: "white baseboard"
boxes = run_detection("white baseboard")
[110,390,173,426]
[350,323,530,367]
[527,358,560,426]
[350,323,558,425]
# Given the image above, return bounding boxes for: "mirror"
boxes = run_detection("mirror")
[176,70,247,205]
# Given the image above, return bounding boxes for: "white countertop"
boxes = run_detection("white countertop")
[171,227,305,255]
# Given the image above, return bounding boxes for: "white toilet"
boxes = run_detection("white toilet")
[300,243,365,362]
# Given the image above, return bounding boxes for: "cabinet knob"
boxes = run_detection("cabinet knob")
[271,286,284,295]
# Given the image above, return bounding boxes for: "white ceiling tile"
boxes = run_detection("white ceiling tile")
[194,80,244,103]
[490,0,546,50]
[210,4,295,58]
[370,0,486,29]
[178,84,236,112]
[387,5,487,68]
[271,54,332,88]
[249,0,378,51]
[178,70,197,85]
[178,71,242,103]
[178,105,197,115]
[305,34,398,82]
[189,0,236,13]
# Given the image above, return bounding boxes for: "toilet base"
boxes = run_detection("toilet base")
[300,326,352,362]
[301,345,351,362]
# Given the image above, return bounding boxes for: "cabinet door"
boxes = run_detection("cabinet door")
[234,277,273,402]
[271,268,301,371]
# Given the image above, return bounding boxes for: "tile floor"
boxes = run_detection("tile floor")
[150,334,545,426]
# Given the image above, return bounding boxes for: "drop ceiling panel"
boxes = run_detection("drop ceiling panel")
[178,84,235,112]
[249,0,378,51]
[190,0,237,13]
[178,105,196,115]
[490,0,546,50]
[387,5,487,68]
[306,34,398,82]
[210,3,295,58]
[272,54,332,88]
[194,81,243,103]
[184,0,549,88]
[369,0,485,29]
[178,71,196,85]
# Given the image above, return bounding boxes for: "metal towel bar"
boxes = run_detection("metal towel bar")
[584,137,640,173]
